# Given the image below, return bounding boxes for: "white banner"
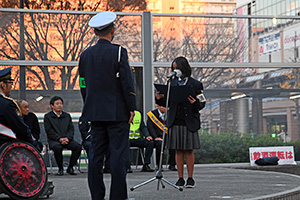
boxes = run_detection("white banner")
[0,123,16,139]
[249,146,296,166]
[259,32,281,56]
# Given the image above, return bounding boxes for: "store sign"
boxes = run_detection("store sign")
[283,25,300,49]
[249,146,296,166]
[259,32,281,56]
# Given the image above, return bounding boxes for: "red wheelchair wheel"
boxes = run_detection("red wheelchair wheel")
[0,141,48,200]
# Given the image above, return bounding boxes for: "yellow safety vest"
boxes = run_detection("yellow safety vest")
[129,111,142,139]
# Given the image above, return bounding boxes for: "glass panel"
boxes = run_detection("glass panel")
[0,12,142,62]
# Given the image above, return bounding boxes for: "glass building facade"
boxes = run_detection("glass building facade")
[237,0,300,36]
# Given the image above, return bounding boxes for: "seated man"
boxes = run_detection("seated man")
[129,110,154,172]
[18,99,43,152]
[78,117,110,173]
[0,68,33,146]
[44,96,81,176]
[147,102,177,171]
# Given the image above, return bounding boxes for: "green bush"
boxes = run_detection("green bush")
[194,131,297,164]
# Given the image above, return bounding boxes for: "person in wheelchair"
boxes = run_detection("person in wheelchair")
[0,68,33,146]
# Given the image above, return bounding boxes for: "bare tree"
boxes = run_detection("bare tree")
[152,18,249,89]
[0,0,147,90]
[151,18,250,134]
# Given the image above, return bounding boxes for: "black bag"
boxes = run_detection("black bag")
[255,156,279,166]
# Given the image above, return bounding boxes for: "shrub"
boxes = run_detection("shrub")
[195,131,287,164]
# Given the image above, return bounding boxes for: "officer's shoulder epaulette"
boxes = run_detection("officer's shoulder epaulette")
[2,96,22,113]
[2,95,14,102]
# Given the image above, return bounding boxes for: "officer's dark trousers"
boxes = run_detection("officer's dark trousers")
[51,140,81,170]
[88,121,129,200]
[129,138,154,165]
[83,140,110,170]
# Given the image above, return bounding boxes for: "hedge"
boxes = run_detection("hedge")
[193,132,300,164]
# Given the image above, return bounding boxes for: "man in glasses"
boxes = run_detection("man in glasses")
[0,67,33,146]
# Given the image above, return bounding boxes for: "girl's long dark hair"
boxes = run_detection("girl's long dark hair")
[171,56,191,78]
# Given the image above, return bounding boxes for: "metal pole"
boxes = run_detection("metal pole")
[142,12,154,118]
[235,98,249,134]
[19,0,26,100]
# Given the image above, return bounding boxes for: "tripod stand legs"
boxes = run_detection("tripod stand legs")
[130,171,183,192]
[130,177,156,191]
[157,179,165,190]
[161,178,183,191]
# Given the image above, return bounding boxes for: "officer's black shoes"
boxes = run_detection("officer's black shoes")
[57,168,64,176]
[103,168,111,174]
[141,164,154,172]
[168,165,177,171]
[175,178,185,187]
[127,166,133,173]
[66,167,77,175]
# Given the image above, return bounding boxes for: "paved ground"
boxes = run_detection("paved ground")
[1,163,300,200]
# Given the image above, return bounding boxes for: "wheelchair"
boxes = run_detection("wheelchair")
[0,141,53,200]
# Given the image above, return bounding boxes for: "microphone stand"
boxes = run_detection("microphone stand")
[130,77,183,192]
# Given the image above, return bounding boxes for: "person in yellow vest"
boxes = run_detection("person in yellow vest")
[129,110,154,172]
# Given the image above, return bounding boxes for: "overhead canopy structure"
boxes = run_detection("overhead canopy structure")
[204,88,300,99]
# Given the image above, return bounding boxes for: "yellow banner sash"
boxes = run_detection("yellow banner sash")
[147,111,168,134]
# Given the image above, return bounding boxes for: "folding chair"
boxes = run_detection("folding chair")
[129,147,144,169]
[77,147,88,173]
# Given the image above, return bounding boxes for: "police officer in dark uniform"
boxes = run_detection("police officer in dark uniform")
[0,67,33,146]
[79,11,137,200]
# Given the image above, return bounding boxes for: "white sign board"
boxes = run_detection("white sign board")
[283,24,300,49]
[259,32,281,56]
[249,146,296,166]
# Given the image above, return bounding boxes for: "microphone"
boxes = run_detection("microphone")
[167,71,177,78]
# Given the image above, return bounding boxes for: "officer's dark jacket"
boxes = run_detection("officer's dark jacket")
[167,77,206,132]
[0,95,33,144]
[79,39,137,122]
[44,111,75,145]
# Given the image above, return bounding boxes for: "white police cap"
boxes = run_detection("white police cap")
[88,11,116,30]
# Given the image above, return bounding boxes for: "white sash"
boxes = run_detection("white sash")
[0,123,16,139]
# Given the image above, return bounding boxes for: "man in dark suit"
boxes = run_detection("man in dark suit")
[0,68,33,146]
[79,11,136,200]
[44,96,81,176]
[147,101,177,171]
[18,99,43,152]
